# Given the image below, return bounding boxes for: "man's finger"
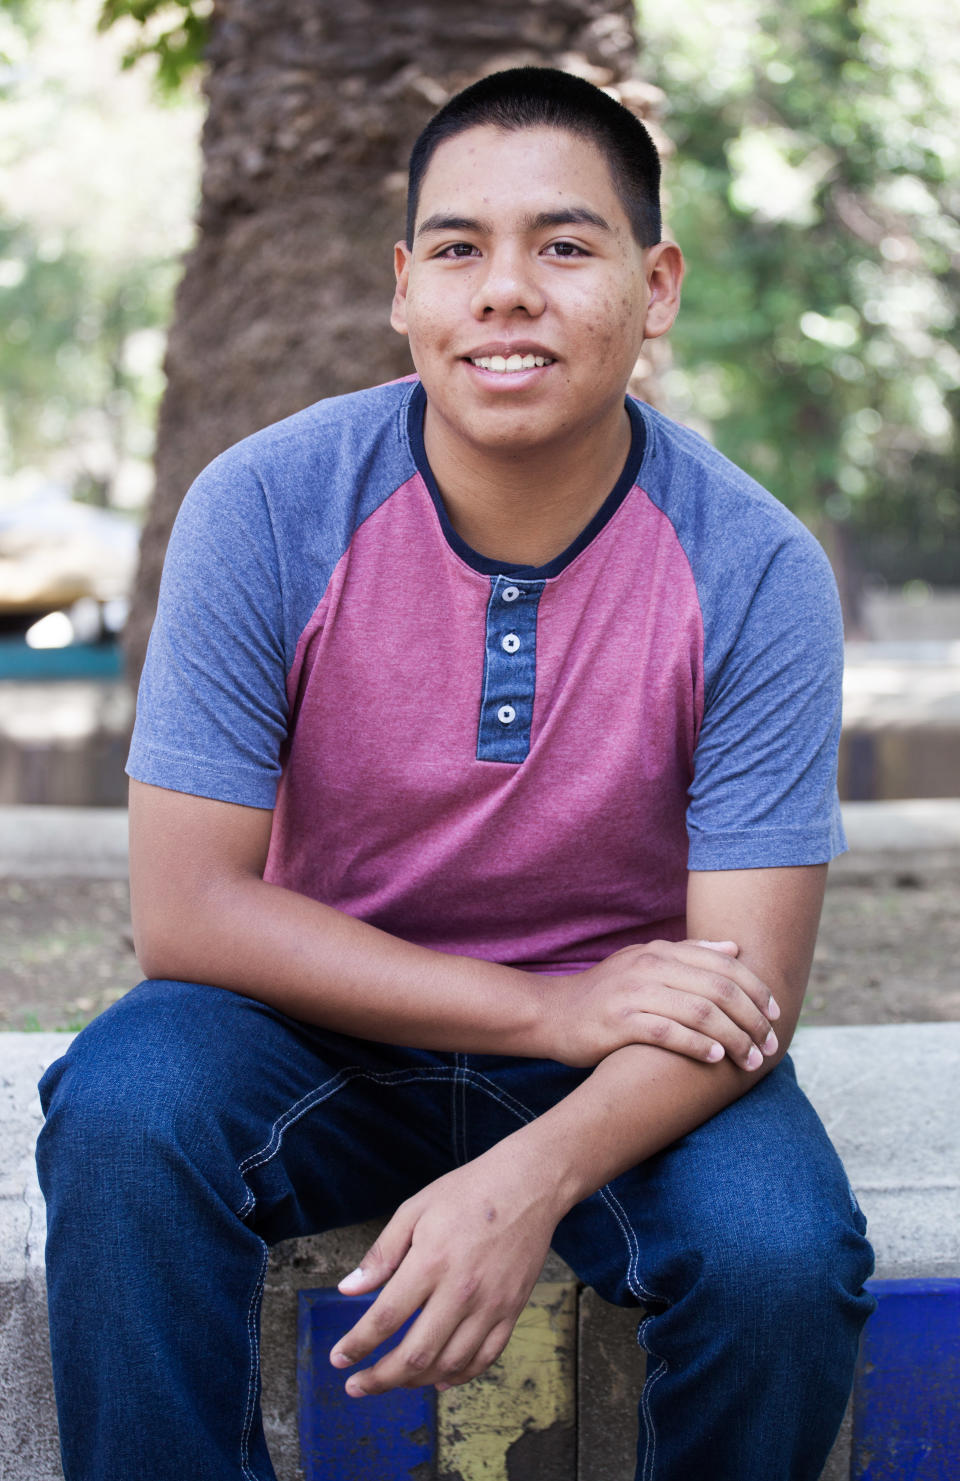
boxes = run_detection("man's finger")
[331,1232,422,1370]
[344,1289,462,1396]
[331,1276,426,1371]
[436,1318,516,1390]
[668,943,780,1020]
[348,1292,514,1396]
[336,1210,416,1299]
[629,964,775,1055]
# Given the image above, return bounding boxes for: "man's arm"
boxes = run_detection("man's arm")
[516,864,825,1192]
[331,864,825,1396]
[129,780,778,1069]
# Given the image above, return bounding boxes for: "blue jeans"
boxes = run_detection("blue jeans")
[37,978,874,1480]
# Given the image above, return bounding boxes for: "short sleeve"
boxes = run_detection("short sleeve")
[686,532,847,870]
[126,455,290,808]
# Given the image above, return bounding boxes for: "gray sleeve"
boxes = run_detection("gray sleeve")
[126,455,290,808]
[686,531,847,870]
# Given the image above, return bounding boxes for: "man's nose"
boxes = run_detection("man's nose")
[470,246,545,318]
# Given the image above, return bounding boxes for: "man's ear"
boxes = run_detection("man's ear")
[390,241,412,336]
[642,241,684,341]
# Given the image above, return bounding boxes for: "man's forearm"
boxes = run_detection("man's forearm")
[507,865,825,1215]
[504,1042,772,1218]
[136,869,552,1057]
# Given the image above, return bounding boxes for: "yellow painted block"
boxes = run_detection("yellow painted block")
[437,1280,577,1481]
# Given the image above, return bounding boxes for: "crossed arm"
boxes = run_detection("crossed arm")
[129,778,827,1397]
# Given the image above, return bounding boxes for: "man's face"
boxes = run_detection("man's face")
[391,124,681,460]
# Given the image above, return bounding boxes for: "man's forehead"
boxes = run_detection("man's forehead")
[413,124,628,234]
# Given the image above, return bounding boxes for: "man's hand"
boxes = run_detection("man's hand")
[328,1137,564,1396]
[546,938,781,1072]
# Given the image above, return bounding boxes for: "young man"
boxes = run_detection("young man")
[38,68,874,1480]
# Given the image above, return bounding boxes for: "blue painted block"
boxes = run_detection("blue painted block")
[853,1278,960,1480]
[297,1289,436,1480]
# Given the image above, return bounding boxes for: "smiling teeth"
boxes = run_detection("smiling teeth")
[471,354,551,372]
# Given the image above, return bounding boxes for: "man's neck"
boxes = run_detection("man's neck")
[423,402,633,569]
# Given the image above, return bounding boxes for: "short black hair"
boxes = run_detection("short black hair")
[406,67,662,250]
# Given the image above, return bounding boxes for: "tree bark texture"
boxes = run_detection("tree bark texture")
[127,0,665,679]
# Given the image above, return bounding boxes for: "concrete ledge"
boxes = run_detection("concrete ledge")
[840,798,960,853]
[3,1023,958,1478]
[0,806,128,877]
[790,1023,960,1280]
[833,798,960,879]
[2,800,959,881]
[0,1035,65,1479]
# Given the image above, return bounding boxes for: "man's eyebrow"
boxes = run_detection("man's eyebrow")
[416,214,489,238]
[526,207,612,232]
[415,207,613,239]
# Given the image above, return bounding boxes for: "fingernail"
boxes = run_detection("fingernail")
[763,1030,778,1056]
[768,997,781,1020]
[345,1377,366,1398]
[338,1267,365,1292]
[746,1045,763,1070]
[706,1042,725,1062]
[330,1349,352,1369]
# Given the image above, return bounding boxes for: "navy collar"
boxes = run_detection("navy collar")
[407,380,646,579]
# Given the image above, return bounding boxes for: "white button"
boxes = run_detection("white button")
[502,585,520,602]
[501,633,520,654]
[497,704,517,725]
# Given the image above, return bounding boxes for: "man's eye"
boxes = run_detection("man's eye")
[544,241,587,257]
[439,242,479,258]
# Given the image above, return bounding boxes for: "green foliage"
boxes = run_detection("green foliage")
[0,220,178,500]
[0,0,40,25]
[98,0,209,92]
[0,0,42,82]
[0,0,201,506]
[642,0,959,581]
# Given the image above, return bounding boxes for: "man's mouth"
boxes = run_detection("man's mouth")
[468,354,555,374]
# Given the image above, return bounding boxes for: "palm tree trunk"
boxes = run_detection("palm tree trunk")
[126,0,654,678]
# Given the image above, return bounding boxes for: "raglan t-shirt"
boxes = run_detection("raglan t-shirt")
[126,378,846,974]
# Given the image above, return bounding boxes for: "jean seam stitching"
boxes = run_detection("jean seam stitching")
[599,1187,667,1304]
[453,1054,468,1166]
[637,1313,668,1481]
[599,1187,668,1480]
[460,1060,469,1163]
[234,1066,461,1217]
[457,1068,539,1123]
[240,1239,269,1480]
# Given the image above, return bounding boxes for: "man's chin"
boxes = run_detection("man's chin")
[425,394,563,454]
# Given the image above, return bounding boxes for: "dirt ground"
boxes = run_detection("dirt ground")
[1,869,958,1033]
